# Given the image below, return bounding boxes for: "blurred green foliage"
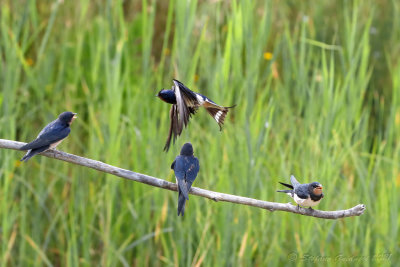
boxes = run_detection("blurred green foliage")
[0,0,399,266]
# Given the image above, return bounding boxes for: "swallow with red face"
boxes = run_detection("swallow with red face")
[20,111,77,162]
[171,143,200,216]
[277,175,324,209]
[157,79,235,151]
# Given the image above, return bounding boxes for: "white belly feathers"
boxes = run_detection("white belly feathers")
[293,194,321,207]
[49,139,63,149]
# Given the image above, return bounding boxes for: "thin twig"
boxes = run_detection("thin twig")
[0,139,366,219]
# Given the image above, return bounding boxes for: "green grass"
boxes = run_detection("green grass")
[1,0,399,266]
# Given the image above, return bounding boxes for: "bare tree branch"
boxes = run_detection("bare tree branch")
[0,139,366,219]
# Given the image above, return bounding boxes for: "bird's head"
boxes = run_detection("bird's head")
[156,89,167,100]
[180,142,194,156]
[58,111,77,125]
[310,182,323,195]
[156,89,177,104]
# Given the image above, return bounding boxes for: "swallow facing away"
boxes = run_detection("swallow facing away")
[157,79,235,151]
[20,111,77,162]
[277,175,324,209]
[171,142,200,216]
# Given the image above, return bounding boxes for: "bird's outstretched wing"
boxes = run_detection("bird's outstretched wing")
[290,175,301,188]
[173,79,198,130]
[164,105,181,151]
[20,122,70,150]
[164,80,198,152]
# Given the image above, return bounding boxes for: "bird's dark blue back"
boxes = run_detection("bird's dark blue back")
[294,184,310,199]
[21,119,71,150]
[173,155,200,182]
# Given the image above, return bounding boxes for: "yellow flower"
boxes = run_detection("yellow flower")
[263,52,273,60]
[194,74,199,82]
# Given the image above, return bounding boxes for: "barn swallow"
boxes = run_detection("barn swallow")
[157,79,235,151]
[277,175,324,208]
[171,142,200,216]
[19,111,77,162]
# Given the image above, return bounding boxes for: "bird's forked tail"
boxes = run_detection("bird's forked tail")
[205,104,236,130]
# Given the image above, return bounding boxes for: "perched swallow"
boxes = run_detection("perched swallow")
[20,111,77,162]
[277,175,324,208]
[171,142,200,216]
[157,79,235,151]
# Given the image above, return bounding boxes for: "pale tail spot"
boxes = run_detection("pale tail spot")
[215,111,223,123]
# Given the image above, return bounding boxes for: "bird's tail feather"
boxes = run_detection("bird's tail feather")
[277,189,293,194]
[177,193,187,216]
[20,151,34,162]
[20,146,49,162]
[278,182,293,189]
[177,179,189,200]
[205,104,236,130]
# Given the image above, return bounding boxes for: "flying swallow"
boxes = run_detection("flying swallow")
[171,142,200,216]
[277,175,324,208]
[19,111,77,162]
[157,79,235,151]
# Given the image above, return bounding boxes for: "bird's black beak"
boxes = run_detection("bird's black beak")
[156,90,163,98]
